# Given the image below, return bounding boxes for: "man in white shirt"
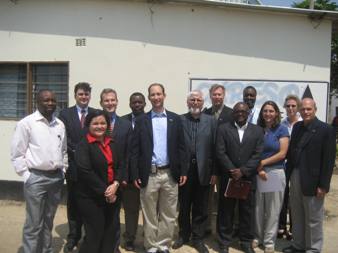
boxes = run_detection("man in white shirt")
[11,89,68,253]
[243,86,259,125]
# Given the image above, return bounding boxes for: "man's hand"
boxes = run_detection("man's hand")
[230,169,243,181]
[134,179,142,189]
[210,175,217,185]
[179,176,187,186]
[316,187,327,198]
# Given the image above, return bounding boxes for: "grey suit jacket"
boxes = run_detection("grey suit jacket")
[180,113,217,186]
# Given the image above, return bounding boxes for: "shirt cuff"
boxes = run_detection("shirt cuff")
[20,170,31,183]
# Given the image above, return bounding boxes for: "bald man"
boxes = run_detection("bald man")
[283,98,336,253]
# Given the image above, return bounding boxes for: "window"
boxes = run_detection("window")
[0,62,68,119]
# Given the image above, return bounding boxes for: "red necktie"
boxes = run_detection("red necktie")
[80,109,86,128]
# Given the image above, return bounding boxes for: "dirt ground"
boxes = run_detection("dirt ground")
[1,174,338,253]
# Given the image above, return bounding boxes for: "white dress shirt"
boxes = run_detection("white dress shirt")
[235,122,248,143]
[11,110,68,182]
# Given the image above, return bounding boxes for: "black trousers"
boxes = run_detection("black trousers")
[279,172,292,231]
[65,178,83,243]
[177,161,209,243]
[217,178,255,248]
[77,196,121,253]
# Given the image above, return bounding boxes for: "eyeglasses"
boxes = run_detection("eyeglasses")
[286,105,297,108]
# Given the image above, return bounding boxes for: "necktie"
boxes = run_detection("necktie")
[80,109,86,128]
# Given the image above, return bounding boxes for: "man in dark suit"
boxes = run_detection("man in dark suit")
[203,84,233,235]
[283,98,336,253]
[121,92,146,251]
[59,82,95,252]
[131,83,188,253]
[216,102,264,253]
[172,90,217,253]
[100,88,132,253]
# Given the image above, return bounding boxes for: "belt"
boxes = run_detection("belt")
[191,158,197,164]
[29,168,61,174]
[156,164,170,170]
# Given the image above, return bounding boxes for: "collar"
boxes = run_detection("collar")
[151,109,167,118]
[34,110,57,125]
[234,121,248,130]
[76,105,88,113]
[86,133,112,146]
[187,112,200,122]
[212,104,224,114]
[302,117,318,130]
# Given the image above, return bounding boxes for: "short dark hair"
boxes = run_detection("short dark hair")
[148,83,165,95]
[74,82,92,94]
[243,86,257,95]
[257,100,281,129]
[84,109,111,130]
[129,92,146,102]
[36,89,54,102]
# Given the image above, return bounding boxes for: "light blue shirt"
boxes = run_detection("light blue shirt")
[248,107,260,125]
[151,110,169,167]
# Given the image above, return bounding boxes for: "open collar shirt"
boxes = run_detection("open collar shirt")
[151,109,169,167]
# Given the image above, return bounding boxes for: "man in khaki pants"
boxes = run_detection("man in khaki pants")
[131,83,188,253]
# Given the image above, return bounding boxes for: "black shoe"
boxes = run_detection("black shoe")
[204,229,212,236]
[124,241,135,251]
[240,243,255,253]
[172,237,188,249]
[63,241,77,253]
[192,242,209,253]
[159,250,170,253]
[218,247,229,253]
[282,245,305,253]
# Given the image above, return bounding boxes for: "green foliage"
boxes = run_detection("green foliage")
[292,0,337,10]
[292,0,338,90]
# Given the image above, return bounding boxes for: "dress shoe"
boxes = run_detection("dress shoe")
[159,250,170,253]
[192,242,209,253]
[241,243,255,253]
[204,228,212,236]
[172,237,188,249]
[124,241,135,251]
[218,247,229,253]
[63,241,77,253]
[282,245,305,253]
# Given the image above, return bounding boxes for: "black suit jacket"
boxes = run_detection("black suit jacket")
[109,115,132,182]
[203,105,233,126]
[286,118,336,196]
[131,110,189,187]
[216,122,264,190]
[75,137,123,201]
[59,105,96,181]
[180,113,217,186]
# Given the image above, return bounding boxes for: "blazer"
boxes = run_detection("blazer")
[286,118,336,196]
[59,105,96,181]
[110,115,132,182]
[75,136,123,200]
[131,110,189,188]
[216,122,264,189]
[203,105,233,126]
[180,113,217,186]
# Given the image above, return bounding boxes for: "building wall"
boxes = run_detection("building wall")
[0,0,332,181]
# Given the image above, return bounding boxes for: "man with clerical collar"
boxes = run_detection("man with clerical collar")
[59,82,95,252]
[216,102,264,253]
[11,89,68,253]
[283,98,336,253]
[121,92,146,251]
[131,83,188,253]
[243,86,259,125]
[173,90,217,253]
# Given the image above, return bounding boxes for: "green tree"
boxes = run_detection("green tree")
[293,0,338,90]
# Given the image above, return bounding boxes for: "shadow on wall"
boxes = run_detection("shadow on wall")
[0,0,330,67]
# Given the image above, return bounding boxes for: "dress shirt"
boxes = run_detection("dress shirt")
[212,104,224,120]
[185,113,200,156]
[76,105,89,120]
[235,122,248,143]
[281,114,302,136]
[248,107,260,125]
[151,110,169,167]
[11,110,68,182]
[131,113,136,129]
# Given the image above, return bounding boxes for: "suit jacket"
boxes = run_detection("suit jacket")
[75,137,123,201]
[109,115,132,182]
[59,105,96,181]
[131,110,189,187]
[286,117,336,196]
[216,122,264,190]
[203,105,233,126]
[180,113,217,186]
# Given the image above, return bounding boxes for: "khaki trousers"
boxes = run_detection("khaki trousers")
[140,169,178,252]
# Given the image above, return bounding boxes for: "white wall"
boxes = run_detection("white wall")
[0,0,332,181]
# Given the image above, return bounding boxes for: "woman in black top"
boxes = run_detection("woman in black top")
[75,110,123,253]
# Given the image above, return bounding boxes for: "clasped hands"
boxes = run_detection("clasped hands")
[104,182,119,203]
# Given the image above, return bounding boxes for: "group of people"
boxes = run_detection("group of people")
[10,82,336,253]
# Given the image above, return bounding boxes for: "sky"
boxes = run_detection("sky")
[261,0,338,7]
